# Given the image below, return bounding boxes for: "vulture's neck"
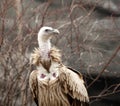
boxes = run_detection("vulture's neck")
[38,39,51,61]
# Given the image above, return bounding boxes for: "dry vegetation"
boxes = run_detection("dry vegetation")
[0,0,120,106]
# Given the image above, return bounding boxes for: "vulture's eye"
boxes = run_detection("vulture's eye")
[45,29,50,32]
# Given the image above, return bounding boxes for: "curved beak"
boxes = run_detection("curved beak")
[52,29,60,35]
[42,29,60,41]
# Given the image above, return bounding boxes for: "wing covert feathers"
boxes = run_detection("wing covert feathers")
[60,66,89,103]
[29,70,39,106]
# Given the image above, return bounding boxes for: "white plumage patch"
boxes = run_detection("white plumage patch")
[37,61,60,84]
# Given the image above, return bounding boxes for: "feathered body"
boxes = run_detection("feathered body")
[29,26,89,106]
[30,47,89,106]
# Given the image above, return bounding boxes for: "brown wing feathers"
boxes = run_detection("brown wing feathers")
[29,71,39,106]
[59,66,89,104]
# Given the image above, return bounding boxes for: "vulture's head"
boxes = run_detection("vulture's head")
[37,26,60,60]
[38,26,59,42]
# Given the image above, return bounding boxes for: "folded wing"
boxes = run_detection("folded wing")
[29,70,39,106]
[60,66,89,106]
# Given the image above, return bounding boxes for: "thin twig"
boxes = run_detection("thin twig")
[88,45,120,88]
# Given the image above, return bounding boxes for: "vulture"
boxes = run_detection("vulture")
[29,26,89,106]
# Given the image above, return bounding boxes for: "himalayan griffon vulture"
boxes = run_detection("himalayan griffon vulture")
[29,26,89,106]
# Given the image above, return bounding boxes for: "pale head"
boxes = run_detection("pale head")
[38,26,59,42]
[37,26,60,60]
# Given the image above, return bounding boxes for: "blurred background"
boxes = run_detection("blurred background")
[0,0,120,106]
